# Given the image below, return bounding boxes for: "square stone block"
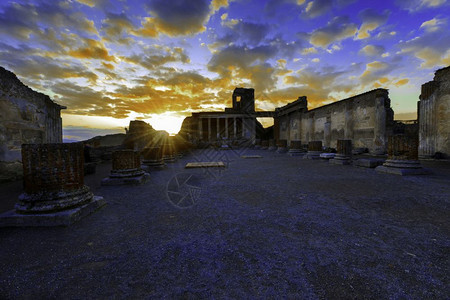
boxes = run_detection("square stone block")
[185,162,226,168]
[375,166,432,176]
[0,196,106,227]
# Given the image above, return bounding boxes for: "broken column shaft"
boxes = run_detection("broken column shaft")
[376,135,430,175]
[330,140,352,165]
[0,143,105,227]
[304,141,322,159]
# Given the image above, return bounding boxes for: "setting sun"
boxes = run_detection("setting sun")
[147,113,185,135]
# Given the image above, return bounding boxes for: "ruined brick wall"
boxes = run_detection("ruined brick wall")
[0,66,65,181]
[277,89,393,153]
[418,66,450,157]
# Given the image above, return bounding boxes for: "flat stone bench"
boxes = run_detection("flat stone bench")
[185,162,226,168]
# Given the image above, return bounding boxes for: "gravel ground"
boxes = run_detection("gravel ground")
[0,148,449,299]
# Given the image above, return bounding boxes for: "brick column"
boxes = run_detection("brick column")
[0,143,105,227]
[102,150,149,185]
[304,141,322,159]
[142,147,164,167]
[16,143,93,213]
[376,135,430,175]
[330,139,352,165]
[288,140,304,156]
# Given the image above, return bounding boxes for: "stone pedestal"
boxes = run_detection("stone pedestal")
[260,140,269,150]
[376,135,431,175]
[276,139,288,153]
[354,158,385,168]
[141,147,165,169]
[102,150,149,185]
[288,140,304,156]
[268,139,277,151]
[0,143,105,227]
[330,140,352,165]
[304,141,322,159]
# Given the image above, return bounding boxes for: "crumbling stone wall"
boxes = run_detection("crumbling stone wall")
[0,66,65,182]
[277,89,394,153]
[418,66,450,157]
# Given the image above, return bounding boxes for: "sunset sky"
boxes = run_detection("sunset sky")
[1,0,449,140]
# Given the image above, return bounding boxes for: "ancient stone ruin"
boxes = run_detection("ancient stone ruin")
[304,141,323,160]
[329,140,352,165]
[376,135,431,175]
[102,150,150,185]
[418,66,450,158]
[0,66,65,182]
[0,143,105,227]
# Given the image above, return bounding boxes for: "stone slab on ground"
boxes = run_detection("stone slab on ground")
[241,155,262,159]
[101,173,150,185]
[0,196,106,227]
[355,158,385,168]
[375,165,432,176]
[185,162,226,168]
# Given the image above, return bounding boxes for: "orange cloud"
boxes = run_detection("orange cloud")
[68,39,116,61]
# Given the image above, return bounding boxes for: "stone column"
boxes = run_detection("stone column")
[0,143,105,227]
[304,141,322,159]
[102,150,149,185]
[242,117,246,138]
[373,95,387,155]
[276,139,288,153]
[233,117,237,139]
[376,135,430,175]
[288,140,304,156]
[330,140,352,165]
[141,147,165,168]
[225,117,229,139]
[208,118,212,141]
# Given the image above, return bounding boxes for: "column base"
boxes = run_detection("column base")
[163,156,177,163]
[101,172,150,185]
[303,151,322,159]
[0,196,106,227]
[267,146,277,151]
[375,160,432,176]
[354,158,385,168]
